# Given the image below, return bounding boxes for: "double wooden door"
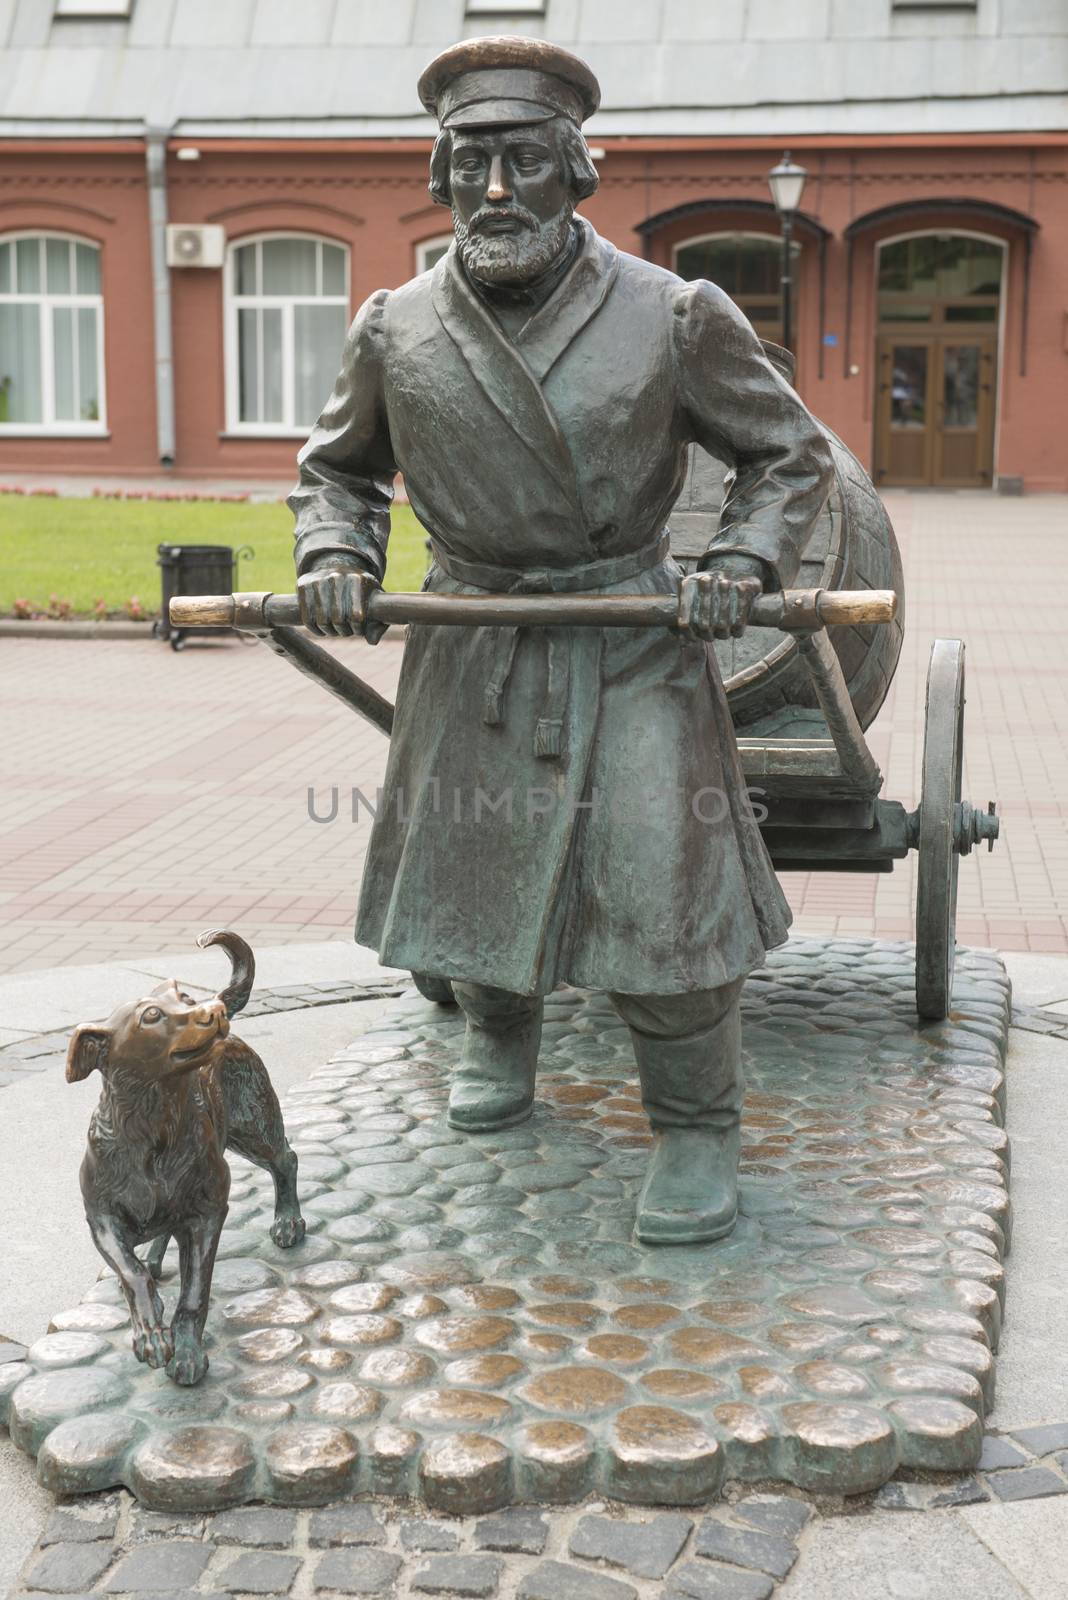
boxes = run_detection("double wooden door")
[875,335,996,487]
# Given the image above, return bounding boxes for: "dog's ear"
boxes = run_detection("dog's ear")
[151,978,177,998]
[66,1025,110,1083]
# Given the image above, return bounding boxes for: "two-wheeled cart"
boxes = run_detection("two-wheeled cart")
[169,578,998,1020]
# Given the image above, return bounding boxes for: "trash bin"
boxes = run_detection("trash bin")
[155,543,247,652]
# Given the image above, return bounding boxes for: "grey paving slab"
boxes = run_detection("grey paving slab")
[400,1520,461,1552]
[961,1495,1068,1597]
[474,1507,549,1555]
[777,1510,1032,1599]
[101,1540,214,1591]
[568,1512,693,1578]
[21,1541,114,1594]
[978,1436,1031,1471]
[210,1549,302,1592]
[666,1562,774,1600]
[518,1561,639,1600]
[209,1506,298,1546]
[308,1504,386,1546]
[733,1498,812,1540]
[986,1465,1068,1502]
[693,1517,798,1579]
[1009,1421,1068,1455]
[411,1552,503,1595]
[985,1028,1068,1430]
[311,1547,403,1592]
[40,1506,119,1546]
[1000,952,1068,1009]
[0,962,169,1034]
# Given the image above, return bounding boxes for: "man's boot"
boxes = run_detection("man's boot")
[448,982,542,1133]
[624,987,744,1246]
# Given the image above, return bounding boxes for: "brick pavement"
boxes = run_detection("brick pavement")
[1,490,1064,975]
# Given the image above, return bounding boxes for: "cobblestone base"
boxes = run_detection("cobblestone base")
[0,939,1011,1512]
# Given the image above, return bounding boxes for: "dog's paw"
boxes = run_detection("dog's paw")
[166,1342,209,1387]
[270,1212,306,1249]
[133,1324,174,1369]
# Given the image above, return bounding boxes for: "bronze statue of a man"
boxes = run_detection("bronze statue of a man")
[289,37,833,1245]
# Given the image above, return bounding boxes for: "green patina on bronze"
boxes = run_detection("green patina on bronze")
[287,36,836,1246]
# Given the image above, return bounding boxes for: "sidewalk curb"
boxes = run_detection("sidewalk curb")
[0,620,156,640]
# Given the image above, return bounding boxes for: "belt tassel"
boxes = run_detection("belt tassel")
[482,625,523,728]
[534,630,570,759]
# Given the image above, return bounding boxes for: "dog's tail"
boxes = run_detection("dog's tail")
[197,929,255,1018]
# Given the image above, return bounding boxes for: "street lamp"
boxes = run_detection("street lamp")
[767,151,808,356]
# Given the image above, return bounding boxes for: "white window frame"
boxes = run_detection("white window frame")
[54,0,133,15]
[465,0,545,13]
[415,234,453,275]
[0,231,108,437]
[224,232,350,439]
[671,229,801,274]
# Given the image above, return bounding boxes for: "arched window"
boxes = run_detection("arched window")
[415,235,453,275]
[415,234,453,276]
[226,234,349,434]
[0,233,105,433]
[674,232,799,346]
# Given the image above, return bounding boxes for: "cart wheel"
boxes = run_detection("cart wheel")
[915,639,965,1020]
[170,633,185,652]
[412,972,457,1006]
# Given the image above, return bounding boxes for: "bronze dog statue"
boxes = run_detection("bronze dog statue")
[66,930,304,1385]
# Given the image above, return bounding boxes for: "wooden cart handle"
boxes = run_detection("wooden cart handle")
[169,587,897,633]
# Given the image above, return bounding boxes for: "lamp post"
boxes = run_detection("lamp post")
[767,152,808,356]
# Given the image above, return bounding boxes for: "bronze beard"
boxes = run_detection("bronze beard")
[452,200,576,286]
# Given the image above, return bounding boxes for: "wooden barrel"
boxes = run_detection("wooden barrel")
[669,343,905,735]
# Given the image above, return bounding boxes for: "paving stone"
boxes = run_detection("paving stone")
[693,1518,798,1580]
[517,1560,639,1600]
[399,1521,461,1552]
[474,1507,549,1555]
[24,1543,116,1593]
[986,1466,1068,1501]
[665,1561,775,1600]
[308,1504,387,1546]
[568,1512,693,1579]
[929,1476,989,1507]
[41,1506,120,1545]
[209,1507,299,1547]
[1010,1422,1068,1456]
[312,1548,404,1593]
[102,1540,215,1591]
[733,1496,812,1540]
[411,1553,503,1596]
[979,1435,1032,1471]
[128,1510,206,1542]
[213,1550,302,1593]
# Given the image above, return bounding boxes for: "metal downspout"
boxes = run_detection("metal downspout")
[145,126,176,466]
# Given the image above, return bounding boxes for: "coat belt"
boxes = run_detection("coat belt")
[430,534,670,760]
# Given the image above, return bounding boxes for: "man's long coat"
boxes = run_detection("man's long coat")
[289,219,833,996]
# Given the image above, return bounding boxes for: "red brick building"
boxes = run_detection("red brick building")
[1,0,1065,491]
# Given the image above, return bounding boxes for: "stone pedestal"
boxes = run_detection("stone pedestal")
[0,939,1011,1510]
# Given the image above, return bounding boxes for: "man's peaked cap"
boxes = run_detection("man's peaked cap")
[418,36,600,131]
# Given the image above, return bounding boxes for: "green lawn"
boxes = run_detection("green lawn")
[0,494,431,617]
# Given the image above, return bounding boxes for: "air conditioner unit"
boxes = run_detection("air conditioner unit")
[166,224,225,269]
